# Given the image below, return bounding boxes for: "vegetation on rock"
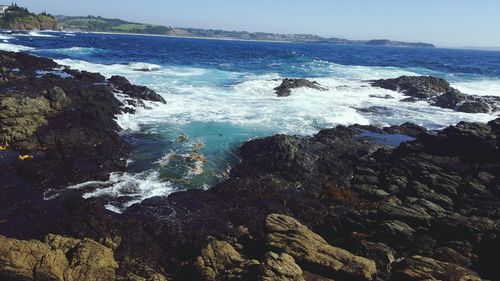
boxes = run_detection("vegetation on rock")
[0,4,58,30]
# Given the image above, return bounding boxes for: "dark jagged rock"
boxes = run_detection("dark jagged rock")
[383,122,427,137]
[113,118,500,280]
[274,78,327,97]
[0,51,165,190]
[108,75,166,104]
[370,75,500,113]
[371,76,453,99]
[0,50,165,196]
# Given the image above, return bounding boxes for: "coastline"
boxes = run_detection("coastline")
[1,39,500,280]
[73,30,296,44]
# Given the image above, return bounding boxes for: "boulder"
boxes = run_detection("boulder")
[194,239,259,281]
[274,78,326,97]
[108,75,166,104]
[265,214,377,280]
[370,75,500,113]
[261,252,305,281]
[370,76,452,99]
[0,234,118,281]
[390,255,481,281]
[383,122,427,137]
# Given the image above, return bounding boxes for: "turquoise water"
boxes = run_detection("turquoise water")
[128,121,276,188]
[3,31,500,211]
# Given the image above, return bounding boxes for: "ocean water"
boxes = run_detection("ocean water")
[2,31,500,212]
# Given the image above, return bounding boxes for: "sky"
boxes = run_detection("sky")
[9,0,500,47]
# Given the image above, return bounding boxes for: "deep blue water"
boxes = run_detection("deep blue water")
[2,31,500,212]
[6,32,500,79]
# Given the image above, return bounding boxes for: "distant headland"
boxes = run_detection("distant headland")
[0,3,435,47]
[55,15,435,47]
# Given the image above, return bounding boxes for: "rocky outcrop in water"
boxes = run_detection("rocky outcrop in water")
[0,51,163,190]
[0,51,169,281]
[274,78,326,97]
[108,75,166,104]
[370,75,500,113]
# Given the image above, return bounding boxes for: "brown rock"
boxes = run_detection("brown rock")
[0,234,118,281]
[265,214,377,280]
[261,252,305,281]
[391,255,481,281]
[195,239,259,281]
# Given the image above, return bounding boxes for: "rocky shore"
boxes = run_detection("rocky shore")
[370,75,500,113]
[1,51,500,281]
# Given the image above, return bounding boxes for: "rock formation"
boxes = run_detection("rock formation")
[370,75,500,113]
[265,214,377,280]
[0,234,118,281]
[274,78,326,97]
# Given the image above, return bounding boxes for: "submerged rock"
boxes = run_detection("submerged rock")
[274,78,327,97]
[370,75,500,113]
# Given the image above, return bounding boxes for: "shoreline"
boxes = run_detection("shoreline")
[1,50,500,280]
[67,30,297,44]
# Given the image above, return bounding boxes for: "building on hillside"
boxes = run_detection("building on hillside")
[0,5,9,14]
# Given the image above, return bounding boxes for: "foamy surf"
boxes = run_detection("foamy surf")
[40,46,108,56]
[27,31,57,38]
[32,40,500,212]
[0,42,34,52]
[0,34,13,40]
[66,171,175,213]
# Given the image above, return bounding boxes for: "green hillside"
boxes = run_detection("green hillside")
[56,15,173,35]
[55,15,434,47]
[0,4,58,30]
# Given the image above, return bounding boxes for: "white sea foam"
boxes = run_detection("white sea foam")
[0,34,13,40]
[27,31,57,38]
[50,56,500,210]
[56,57,500,135]
[129,62,162,71]
[55,58,205,78]
[153,151,176,167]
[36,46,108,57]
[452,80,500,97]
[62,46,103,53]
[0,42,34,52]
[67,171,174,213]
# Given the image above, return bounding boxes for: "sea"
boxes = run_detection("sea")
[2,31,500,212]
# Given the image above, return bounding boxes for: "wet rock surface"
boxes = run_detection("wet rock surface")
[274,78,327,97]
[0,51,161,190]
[108,75,166,104]
[2,52,500,280]
[370,75,500,113]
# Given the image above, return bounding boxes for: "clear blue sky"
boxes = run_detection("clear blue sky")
[10,0,500,47]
